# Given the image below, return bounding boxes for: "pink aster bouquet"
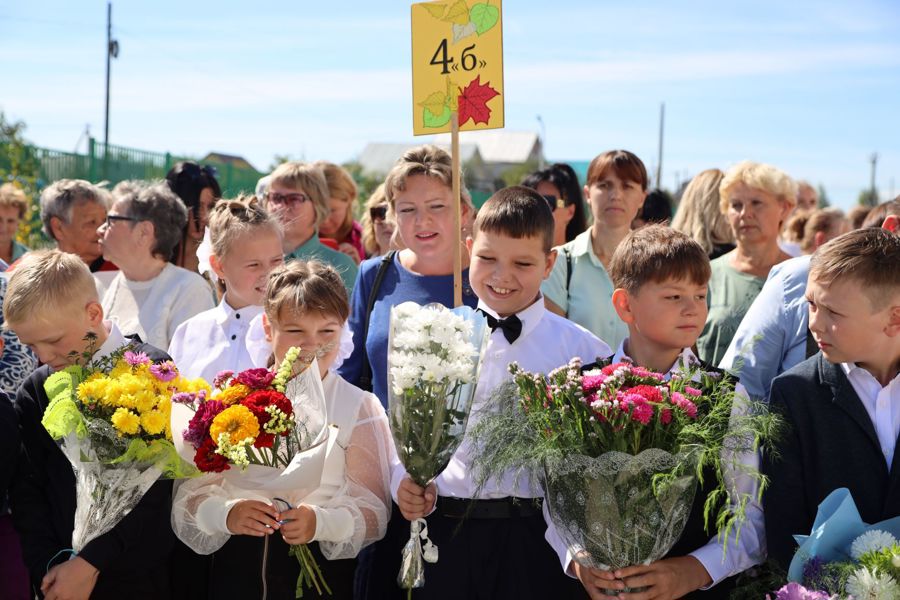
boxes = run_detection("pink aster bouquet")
[40,337,205,553]
[472,358,778,574]
[171,347,332,598]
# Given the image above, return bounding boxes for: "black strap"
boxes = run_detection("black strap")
[357,250,397,392]
[805,327,819,360]
[563,246,572,317]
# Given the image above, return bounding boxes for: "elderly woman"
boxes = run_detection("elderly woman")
[316,161,366,264]
[263,161,358,292]
[0,184,29,268]
[697,161,796,365]
[98,182,214,349]
[166,161,222,273]
[360,183,400,258]
[542,149,649,350]
[671,169,736,259]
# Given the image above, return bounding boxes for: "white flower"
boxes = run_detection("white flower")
[852,530,899,560]
[845,567,900,600]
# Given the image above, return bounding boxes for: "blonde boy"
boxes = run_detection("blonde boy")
[764,228,900,569]
[3,250,175,600]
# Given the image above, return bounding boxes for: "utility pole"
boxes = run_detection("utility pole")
[104,2,119,162]
[869,152,878,206]
[536,115,546,170]
[656,103,665,189]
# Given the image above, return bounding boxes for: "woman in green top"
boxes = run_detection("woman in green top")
[542,150,648,350]
[697,160,797,365]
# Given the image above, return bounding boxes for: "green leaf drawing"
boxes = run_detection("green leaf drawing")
[442,0,470,25]
[423,105,452,128]
[418,91,448,117]
[469,2,499,35]
[421,2,447,20]
[452,21,477,44]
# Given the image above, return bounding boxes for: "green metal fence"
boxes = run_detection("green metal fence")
[0,138,265,198]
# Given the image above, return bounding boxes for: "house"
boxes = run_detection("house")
[201,152,260,173]
[431,130,544,182]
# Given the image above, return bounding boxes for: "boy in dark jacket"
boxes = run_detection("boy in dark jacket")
[3,250,175,599]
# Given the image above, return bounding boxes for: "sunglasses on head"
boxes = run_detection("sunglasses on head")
[179,162,218,181]
[369,205,388,221]
[542,194,566,211]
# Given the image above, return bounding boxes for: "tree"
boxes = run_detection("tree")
[499,159,540,189]
[0,112,48,248]
[267,153,296,172]
[857,189,879,208]
[816,184,831,208]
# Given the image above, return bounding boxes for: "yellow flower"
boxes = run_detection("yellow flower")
[110,360,132,379]
[209,405,260,446]
[133,390,159,414]
[77,377,110,403]
[212,384,251,406]
[183,377,212,396]
[140,409,167,436]
[111,407,140,436]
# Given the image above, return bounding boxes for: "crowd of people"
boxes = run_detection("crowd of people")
[0,146,897,600]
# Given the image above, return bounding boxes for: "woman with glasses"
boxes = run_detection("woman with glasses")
[97,182,215,349]
[360,184,401,258]
[166,161,222,273]
[263,162,358,292]
[521,162,588,247]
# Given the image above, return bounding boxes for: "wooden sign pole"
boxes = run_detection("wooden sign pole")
[451,110,462,308]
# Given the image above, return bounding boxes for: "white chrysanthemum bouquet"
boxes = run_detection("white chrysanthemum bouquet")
[387,302,488,593]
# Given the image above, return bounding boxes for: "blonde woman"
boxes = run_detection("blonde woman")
[317,161,365,264]
[0,184,29,267]
[697,161,796,365]
[671,169,736,259]
[360,184,400,258]
[263,162,358,292]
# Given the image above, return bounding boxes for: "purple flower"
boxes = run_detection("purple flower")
[150,361,178,382]
[772,582,832,600]
[172,391,200,405]
[803,556,825,584]
[213,370,234,390]
[124,350,151,366]
[183,400,225,449]
[233,368,276,390]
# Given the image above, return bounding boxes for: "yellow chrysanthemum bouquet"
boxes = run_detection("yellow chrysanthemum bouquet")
[41,336,206,553]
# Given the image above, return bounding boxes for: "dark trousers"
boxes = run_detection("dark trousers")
[357,501,589,600]
[0,513,29,600]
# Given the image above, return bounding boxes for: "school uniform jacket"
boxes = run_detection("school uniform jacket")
[763,352,900,570]
[8,339,175,599]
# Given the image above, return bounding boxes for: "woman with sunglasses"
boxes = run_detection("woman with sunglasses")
[360,184,401,258]
[521,162,588,247]
[166,161,222,273]
[263,162,358,293]
[98,182,215,349]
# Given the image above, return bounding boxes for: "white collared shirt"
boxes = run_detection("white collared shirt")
[841,363,900,469]
[551,340,765,587]
[92,320,129,362]
[168,297,264,382]
[389,296,611,571]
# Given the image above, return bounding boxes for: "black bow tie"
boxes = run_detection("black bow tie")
[478,309,522,344]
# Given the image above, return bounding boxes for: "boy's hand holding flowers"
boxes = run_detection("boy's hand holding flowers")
[41,556,99,600]
[574,556,711,600]
[397,476,437,521]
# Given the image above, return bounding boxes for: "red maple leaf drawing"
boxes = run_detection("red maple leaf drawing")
[457,75,500,126]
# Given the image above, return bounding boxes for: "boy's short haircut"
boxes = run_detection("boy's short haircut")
[268,162,331,228]
[265,259,350,326]
[809,228,900,310]
[608,224,711,294]
[3,249,99,326]
[472,186,555,253]
[861,197,900,229]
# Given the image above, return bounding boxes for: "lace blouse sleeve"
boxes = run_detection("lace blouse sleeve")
[310,392,393,560]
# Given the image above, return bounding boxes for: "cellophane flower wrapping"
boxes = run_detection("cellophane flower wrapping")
[471,357,778,575]
[40,343,205,551]
[386,302,488,590]
[783,488,900,600]
[171,351,331,597]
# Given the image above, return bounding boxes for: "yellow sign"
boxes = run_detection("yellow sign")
[411,0,504,136]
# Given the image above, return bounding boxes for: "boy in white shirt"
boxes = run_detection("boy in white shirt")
[573,225,764,600]
[395,186,610,600]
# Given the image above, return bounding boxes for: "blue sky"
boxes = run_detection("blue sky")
[2,0,899,208]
